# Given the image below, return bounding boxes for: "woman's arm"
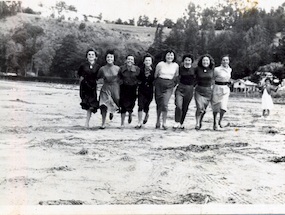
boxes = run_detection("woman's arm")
[154,62,161,79]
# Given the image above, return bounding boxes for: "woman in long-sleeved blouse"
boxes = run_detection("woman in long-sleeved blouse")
[118,54,140,128]
[135,53,155,129]
[78,48,100,128]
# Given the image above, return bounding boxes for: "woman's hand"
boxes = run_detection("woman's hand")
[79,76,84,85]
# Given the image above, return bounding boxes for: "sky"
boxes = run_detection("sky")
[21,0,285,22]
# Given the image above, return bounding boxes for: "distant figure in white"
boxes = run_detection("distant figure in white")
[260,77,279,118]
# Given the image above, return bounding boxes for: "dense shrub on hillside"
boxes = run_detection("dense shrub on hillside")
[0,14,151,77]
[22,7,37,14]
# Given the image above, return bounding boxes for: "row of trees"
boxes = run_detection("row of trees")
[112,16,174,28]
[149,1,285,80]
[0,1,22,19]
[1,0,285,81]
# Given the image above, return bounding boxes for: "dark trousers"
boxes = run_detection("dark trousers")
[174,84,194,124]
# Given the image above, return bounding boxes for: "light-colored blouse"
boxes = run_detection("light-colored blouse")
[155,61,179,80]
[214,65,232,82]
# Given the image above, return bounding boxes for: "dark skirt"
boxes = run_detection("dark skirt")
[79,80,99,113]
[155,78,175,112]
[194,85,212,113]
[120,84,138,113]
[138,84,154,112]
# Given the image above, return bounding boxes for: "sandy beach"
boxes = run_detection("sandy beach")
[0,80,285,211]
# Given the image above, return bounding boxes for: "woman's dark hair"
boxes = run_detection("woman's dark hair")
[143,53,154,63]
[104,49,116,61]
[197,54,215,69]
[126,54,135,59]
[85,48,98,58]
[265,77,272,83]
[221,54,230,61]
[162,49,176,62]
[182,54,194,62]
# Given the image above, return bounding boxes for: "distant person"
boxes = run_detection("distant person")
[135,53,155,129]
[97,50,120,129]
[118,54,140,128]
[260,77,279,118]
[212,55,232,130]
[173,54,195,130]
[154,50,179,130]
[194,54,215,130]
[78,48,100,128]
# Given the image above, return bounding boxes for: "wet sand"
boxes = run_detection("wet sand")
[0,80,285,212]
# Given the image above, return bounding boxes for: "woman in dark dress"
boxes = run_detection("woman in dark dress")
[173,54,195,130]
[135,53,155,129]
[78,48,100,128]
[119,54,140,128]
[194,54,215,130]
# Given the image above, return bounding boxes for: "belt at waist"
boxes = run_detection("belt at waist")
[215,81,229,85]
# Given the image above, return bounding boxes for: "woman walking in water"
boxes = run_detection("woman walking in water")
[78,48,100,128]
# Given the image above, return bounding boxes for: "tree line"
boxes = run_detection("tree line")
[149,0,285,80]
[0,0,285,82]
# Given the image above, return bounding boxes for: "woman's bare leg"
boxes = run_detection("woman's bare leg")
[121,113,126,127]
[100,106,107,128]
[156,109,161,128]
[218,109,226,128]
[213,111,218,130]
[85,110,92,128]
[162,111,168,129]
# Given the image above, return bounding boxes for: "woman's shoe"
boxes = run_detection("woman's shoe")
[172,123,180,130]
[195,125,200,130]
[99,125,105,129]
[135,124,142,129]
[155,123,161,129]
[162,125,168,130]
[128,114,132,124]
[143,113,149,124]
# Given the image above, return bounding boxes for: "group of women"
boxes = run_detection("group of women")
[78,48,232,130]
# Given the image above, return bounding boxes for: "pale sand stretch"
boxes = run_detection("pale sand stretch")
[0,80,285,206]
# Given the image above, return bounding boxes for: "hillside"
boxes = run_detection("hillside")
[0,13,170,46]
[0,13,171,77]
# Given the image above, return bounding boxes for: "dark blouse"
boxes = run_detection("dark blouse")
[194,67,214,87]
[78,62,100,85]
[119,64,140,86]
[179,66,195,86]
[138,66,155,88]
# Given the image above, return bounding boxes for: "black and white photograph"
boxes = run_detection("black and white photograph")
[1,0,285,214]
